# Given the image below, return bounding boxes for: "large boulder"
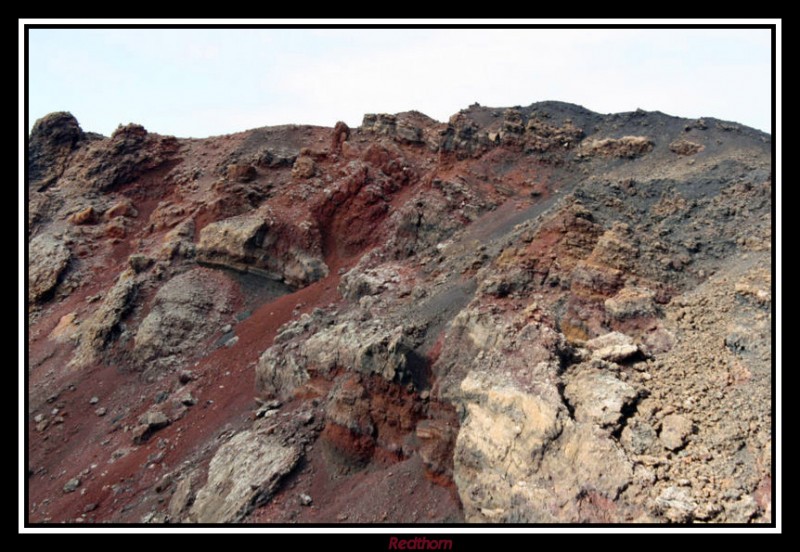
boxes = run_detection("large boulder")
[256,319,419,399]
[133,268,235,374]
[28,234,71,303]
[71,269,138,367]
[564,366,639,430]
[196,209,328,288]
[189,430,301,523]
[28,112,85,191]
[453,372,564,522]
[581,136,654,159]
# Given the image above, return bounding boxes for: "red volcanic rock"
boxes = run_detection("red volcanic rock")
[26,103,773,525]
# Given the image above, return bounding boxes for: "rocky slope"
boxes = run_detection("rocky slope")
[26,102,773,524]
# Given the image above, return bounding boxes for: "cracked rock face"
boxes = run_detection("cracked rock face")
[29,233,71,303]
[564,367,639,430]
[27,101,772,525]
[196,209,328,287]
[133,268,236,375]
[189,430,302,523]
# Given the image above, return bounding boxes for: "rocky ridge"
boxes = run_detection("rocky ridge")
[27,102,772,524]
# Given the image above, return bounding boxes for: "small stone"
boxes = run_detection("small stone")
[89,396,99,405]
[147,451,165,464]
[63,478,80,493]
[299,493,313,506]
[155,474,173,493]
[255,404,279,418]
[224,335,239,348]
[128,253,153,273]
[83,503,98,513]
[221,324,232,334]
[95,407,107,417]
[178,370,196,384]
[259,399,282,409]
[180,393,197,407]
[585,332,640,363]
[154,390,170,404]
[655,486,697,522]
[131,425,151,445]
[33,414,44,423]
[420,390,430,400]
[139,410,170,429]
[660,414,693,451]
[68,206,96,225]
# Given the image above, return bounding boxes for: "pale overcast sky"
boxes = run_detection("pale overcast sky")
[27,27,772,138]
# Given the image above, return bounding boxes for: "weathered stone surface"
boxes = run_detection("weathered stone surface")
[659,414,693,451]
[28,112,85,191]
[168,472,196,521]
[63,477,80,493]
[132,409,170,444]
[339,263,406,301]
[138,409,170,429]
[416,418,458,478]
[291,155,316,179]
[105,198,138,219]
[654,486,697,522]
[226,163,257,182]
[128,253,153,273]
[669,139,704,155]
[454,372,563,522]
[256,319,418,399]
[26,103,773,525]
[564,367,638,430]
[68,205,97,225]
[620,419,658,455]
[325,373,374,436]
[331,121,350,154]
[134,268,235,373]
[189,431,301,523]
[605,286,656,320]
[585,332,640,363]
[29,234,71,303]
[71,269,138,367]
[196,213,266,268]
[581,136,654,158]
[555,423,634,500]
[196,210,328,287]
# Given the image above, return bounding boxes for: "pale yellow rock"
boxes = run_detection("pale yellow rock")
[190,430,301,523]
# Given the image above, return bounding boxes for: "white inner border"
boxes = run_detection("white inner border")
[18,17,782,535]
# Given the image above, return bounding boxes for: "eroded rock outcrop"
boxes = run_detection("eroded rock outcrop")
[196,208,328,287]
[189,430,302,523]
[29,233,71,303]
[71,268,138,367]
[26,102,773,525]
[134,268,236,375]
[256,315,419,399]
[28,112,86,192]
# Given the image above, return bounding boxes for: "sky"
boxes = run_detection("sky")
[27,27,773,138]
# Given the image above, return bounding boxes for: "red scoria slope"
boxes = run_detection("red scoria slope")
[27,103,773,524]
